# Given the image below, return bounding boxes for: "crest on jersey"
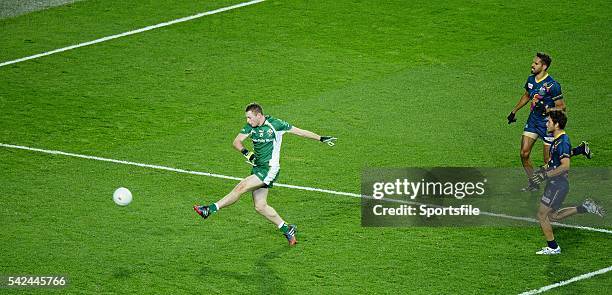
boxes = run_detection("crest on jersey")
[543,82,554,93]
[527,83,533,89]
[267,129,274,136]
[538,87,547,96]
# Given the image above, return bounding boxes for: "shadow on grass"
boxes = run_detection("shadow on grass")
[112,266,132,279]
[254,245,290,294]
[199,245,290,294]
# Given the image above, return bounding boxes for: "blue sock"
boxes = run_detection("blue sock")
[572,146,584,156]
[547,240,558,249]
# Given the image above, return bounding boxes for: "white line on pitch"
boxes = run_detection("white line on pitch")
[518,265,612,295]
[376,196,612,234]
[0,0,266,68]
[2,142,611,234]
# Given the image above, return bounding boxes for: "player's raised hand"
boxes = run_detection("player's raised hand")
[507,112,517,124]
[320,136,337,147]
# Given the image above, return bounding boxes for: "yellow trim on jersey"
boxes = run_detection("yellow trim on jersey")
[535,73,549,83]
[553,131,566,140]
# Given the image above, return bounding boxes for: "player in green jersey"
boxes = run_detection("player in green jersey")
[194,103,337,246]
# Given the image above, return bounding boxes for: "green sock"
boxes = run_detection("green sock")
[279,223,289,234]
[209,203,218,213]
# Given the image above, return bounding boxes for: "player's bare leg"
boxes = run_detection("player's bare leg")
[520,134,539,191]
[216,175,264,209]
[537,204,555,241]
[252,187,283,225]
[520,135,537,176]
[252,187,297,246]
[536,204,560,254]
[550,199,606,221]
[548,207,577,222]
[194,175,264,219]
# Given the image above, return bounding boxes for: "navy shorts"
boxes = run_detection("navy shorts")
[540,178,569,210]
[523,115,553,144]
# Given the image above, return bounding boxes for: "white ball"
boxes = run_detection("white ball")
[113,187,132,206]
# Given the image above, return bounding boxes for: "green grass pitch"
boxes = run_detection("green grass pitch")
[1,0,610,293]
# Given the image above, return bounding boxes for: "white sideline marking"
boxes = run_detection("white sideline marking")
[0,0,266,68]
[518,265,612,295]
[2,142,611,235]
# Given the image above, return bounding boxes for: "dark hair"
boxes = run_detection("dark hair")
[548,110,567,129]
[245,103,263,114]
[536,52,552,71]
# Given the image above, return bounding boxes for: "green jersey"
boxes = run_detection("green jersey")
[240,115,292,168]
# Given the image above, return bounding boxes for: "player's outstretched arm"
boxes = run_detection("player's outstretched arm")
[288,127,337,146]
[508,91,530,124]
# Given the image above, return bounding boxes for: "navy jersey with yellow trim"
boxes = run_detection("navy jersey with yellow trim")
[524,74,563,122]
[547,132,571,176]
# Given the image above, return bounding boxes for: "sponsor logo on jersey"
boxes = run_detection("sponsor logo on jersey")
[531,94,542,108]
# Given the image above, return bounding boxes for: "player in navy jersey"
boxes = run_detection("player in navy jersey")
[507,53,591,192]
[527,111,604,255]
